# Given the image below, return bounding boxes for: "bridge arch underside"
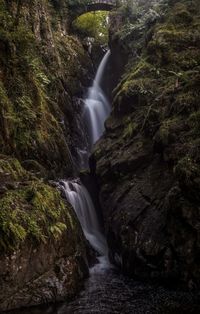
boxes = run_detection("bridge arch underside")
[77,3,113,17]
[87,3,113,11]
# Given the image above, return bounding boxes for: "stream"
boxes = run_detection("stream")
[10,264,200,314]
[10,51,200,314]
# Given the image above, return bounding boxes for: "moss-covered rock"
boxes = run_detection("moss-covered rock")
[0,181,68,251]
[0,156,88,311]
[0,0,92,178]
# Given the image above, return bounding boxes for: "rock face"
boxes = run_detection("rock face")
[0,0,91,310]
[0,155,88,311]
[0,228,88,312]
[94,0,200,287]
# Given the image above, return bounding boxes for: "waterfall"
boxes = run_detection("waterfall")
[61,180,108,256]
[84,50,111,147]
[61,51,111,267]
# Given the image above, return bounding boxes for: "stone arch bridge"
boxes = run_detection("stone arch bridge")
[86,0,116,12]
[75,0,117,18]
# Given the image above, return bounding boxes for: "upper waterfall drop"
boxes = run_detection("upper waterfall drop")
[94,50,111,87]
[84,50,111,147]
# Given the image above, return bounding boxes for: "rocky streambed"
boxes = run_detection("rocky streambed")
[8,260,200,314]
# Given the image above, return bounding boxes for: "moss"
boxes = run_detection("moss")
[123,120,138,139]
[0,155,28,181]
[113,58,161,110]
[154,118,180,147]
[169,3,193,25]
[0,181,73,251]
[173,92,199,115]
[109,0,200,193]
[114,76,155,110]
[174,157,200,185]
[189,111,200,136]
[21,159,47,178]
[0,0,91,177]
[114,0,200,131]
[0,81,16,150]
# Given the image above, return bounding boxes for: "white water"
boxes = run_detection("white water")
[84,50,111,147]
[61,179,108,257]
[61,52,111,270]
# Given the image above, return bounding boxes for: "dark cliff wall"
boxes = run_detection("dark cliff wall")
[94,0,200,287]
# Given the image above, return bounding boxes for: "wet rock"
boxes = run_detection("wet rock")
[0,240,88,312]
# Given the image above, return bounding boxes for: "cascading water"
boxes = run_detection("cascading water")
[60,51,111,267]
[84,50,111,147]
[61,179,107,256]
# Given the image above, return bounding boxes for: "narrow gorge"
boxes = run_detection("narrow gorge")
[0,0,200,313]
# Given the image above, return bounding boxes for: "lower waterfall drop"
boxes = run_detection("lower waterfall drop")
[61,179,107,257]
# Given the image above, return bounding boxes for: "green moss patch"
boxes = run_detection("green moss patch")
[105,0,200,193]
[0,155,28,181]
[0,181,72,251]
[0,0,91,177]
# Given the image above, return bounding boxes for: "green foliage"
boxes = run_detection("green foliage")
[0,181,72,251]
[111,0,200,191]
[0,155,28,180]
[28,58,51,89]
[0,0,91,177]
[50,222,67,239]
[113,0,167,48]
[73,11,109,44]
[0,2,34,55]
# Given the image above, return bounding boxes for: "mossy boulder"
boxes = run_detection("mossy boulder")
[0,181,68,251]
[0,156,88,311]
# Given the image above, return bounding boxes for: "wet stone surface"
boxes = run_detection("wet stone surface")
[10,260,200,314]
